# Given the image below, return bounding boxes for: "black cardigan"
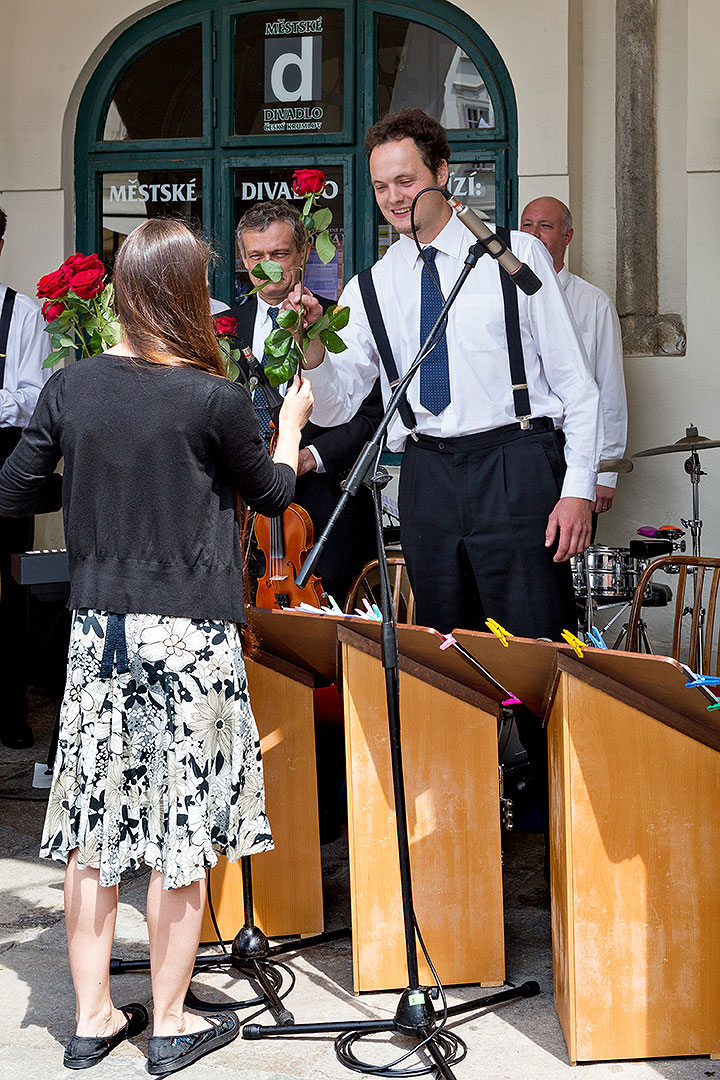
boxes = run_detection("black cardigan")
[0,353,295,623]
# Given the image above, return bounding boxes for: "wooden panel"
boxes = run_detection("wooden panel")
[201,655,323,942]
[343,640,504,992]
[547,673,577,1064]
[549,672,720,1061]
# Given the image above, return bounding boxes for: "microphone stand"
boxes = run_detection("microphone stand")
[246,240,540,1078]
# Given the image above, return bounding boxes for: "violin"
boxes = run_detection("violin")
[253,503,327,610]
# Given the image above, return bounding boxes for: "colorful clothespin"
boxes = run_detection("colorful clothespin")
[486,619,513,647]
[438,633,457,651]
[561,629,585,658]
[587,627,608,649]
[707,701,720,711]
[502,694,522,707]
[685,674,720,687]
[325,594,343,615]
[361,598,382,620]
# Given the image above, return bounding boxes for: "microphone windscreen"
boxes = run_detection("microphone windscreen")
[507,261,542,295]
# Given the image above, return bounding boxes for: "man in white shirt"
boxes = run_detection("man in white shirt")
[294,109,601,644]
[0,206,52,747]
[520,196,627,515]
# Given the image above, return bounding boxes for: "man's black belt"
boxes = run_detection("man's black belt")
[412,417,556,453]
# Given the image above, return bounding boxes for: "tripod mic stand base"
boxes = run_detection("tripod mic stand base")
[243,980,540,1079]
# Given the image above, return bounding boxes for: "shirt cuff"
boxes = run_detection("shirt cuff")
[561,467,597,502]
[305,444,325,474]
[598,473,618,490]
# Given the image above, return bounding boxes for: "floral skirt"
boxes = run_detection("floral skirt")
[40,610,273,888]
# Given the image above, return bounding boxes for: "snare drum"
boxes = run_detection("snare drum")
[572,545,640,602]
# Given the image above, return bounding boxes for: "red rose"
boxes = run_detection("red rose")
[292,169,326,196]
[68,266,106,299]
[36,268,70,299]
[213,315,239,337]
[62,253,104,275]
[41,300,66,322]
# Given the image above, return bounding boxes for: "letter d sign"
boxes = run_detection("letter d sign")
[265,36,321,103]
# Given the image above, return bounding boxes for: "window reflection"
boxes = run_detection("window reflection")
[377,161,495,259]
[103,27,203,141]
[101,171,203,267]
[377,16,494,131]
[234,10,344,136]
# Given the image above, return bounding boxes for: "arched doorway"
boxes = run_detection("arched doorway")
[75,0,517,304]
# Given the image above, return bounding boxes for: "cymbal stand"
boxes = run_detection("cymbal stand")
[682,449,706,668]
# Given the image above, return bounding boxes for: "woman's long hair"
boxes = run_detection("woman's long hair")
[113,218,225,377]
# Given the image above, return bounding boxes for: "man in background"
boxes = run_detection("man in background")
[228,200,382,608]
[0,206,52,748]
[521,196,627,516]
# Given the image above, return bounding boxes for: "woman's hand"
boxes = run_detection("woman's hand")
[279,375,314,431]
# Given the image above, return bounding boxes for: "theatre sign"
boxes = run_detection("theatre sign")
[234,9,344,136]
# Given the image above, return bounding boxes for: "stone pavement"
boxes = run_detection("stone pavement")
[0,691,712,1080]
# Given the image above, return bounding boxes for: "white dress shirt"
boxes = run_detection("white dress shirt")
[253,294,325,473]
[306,215,601,501]
[558,265,626,489]
[0,283,52,428]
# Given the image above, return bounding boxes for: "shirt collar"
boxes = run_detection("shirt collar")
[396,211,469,268]
[557,264,571,290]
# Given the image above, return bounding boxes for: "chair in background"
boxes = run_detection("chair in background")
[626,555,720,673]
[343,555,415,625]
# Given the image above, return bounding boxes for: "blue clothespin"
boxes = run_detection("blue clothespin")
[685,674,720,687]
[587,627,608,649]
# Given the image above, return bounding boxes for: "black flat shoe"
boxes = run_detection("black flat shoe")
[146,1012,239,1075]
[64,1002,149,1070]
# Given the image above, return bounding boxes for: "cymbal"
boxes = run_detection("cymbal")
[598,457,634,474]
[633,425,720,458]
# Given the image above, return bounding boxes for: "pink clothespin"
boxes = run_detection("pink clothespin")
[439,633,457,651]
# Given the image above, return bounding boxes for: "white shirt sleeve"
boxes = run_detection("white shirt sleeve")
[1,293,52,428]
[592,295,626,489]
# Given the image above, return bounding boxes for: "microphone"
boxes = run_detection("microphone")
[442,191,542,295]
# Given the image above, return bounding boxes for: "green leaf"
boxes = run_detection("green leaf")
[312,208,332,232]
[276,308,300,330]
[302,214,315,231]
[226,357,241,382]
[264,328,292,358]
[56,333,76,348]
[104,321,122,346]
[315,230,336,265]
[319,329,347,354]
[265,347,299,386]
[250,259,284,282]
[302,193,314,218]
[305,313,330,341]
[327,303,350,330]
[43,347,70,369]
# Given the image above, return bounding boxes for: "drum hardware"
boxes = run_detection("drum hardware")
[634,425,719,669]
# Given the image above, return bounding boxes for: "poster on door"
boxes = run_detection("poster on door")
[234,9,345,136]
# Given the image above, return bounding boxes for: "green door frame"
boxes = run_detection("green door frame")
[75,0,518,300]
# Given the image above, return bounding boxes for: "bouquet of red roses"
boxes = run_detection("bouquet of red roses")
[36,253,121,368]
[250,168,348,386]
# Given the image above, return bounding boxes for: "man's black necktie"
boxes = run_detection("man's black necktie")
[418,247,451,415]
[254,306,280,446]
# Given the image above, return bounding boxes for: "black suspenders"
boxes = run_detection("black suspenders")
[0,287,17,390]
[357,234,532,432]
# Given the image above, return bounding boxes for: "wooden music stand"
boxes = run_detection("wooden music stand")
[338,621,505,993]
[200,629,333,942]
[546,648,720,1063]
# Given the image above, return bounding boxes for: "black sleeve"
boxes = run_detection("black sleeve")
[0,373,64,517]
[303,378,383,478]
[207,379,296,516]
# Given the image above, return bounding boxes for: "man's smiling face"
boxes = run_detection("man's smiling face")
[369,138,451,244]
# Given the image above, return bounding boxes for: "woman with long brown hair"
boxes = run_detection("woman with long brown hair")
[0,218,313,1075]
